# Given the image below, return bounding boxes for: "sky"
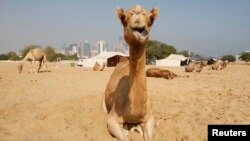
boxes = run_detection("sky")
[0,0,250,57]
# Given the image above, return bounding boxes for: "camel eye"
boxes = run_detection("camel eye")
[130,11,134,16]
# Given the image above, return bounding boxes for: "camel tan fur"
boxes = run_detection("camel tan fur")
[100,63,106,71]
[220,61,227,70]
[185,62,196,72]
[146,68,188,79]
[211,60,222,70]
[17,48,47,73]
[93,62,101,71]
[103,5,158,141]
[185,61,207,73]
[93,62,106,71]
[195,61,207,73]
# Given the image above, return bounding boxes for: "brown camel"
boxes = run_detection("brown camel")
[220,60,227,70]
[17,48,47,73]
[195,61,207,73]
[211,60,222,70]
[146,68,189,79]
[93,62,106,71]
[185,61,207,73]
[102,5,158,141]
[185,62,196,72]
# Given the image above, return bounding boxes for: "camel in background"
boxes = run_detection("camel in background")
[93,62,105,71]
[103,5,158,141]
[220,60,228,70]
[185,62,196,72]
[185,61,207,73]
[17,48,47,73]
[146,68,189,79]
[211,60,222,70]
[196,61,207,73]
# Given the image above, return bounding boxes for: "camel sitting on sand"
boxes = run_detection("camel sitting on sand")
[185,61,207,73]
[185,62,196,72]
[211,60,222,70]
[93,62,105,71]
[102,5,158,141]
[146,68,189,79]
[17,48,47,73]
[220,61,228,70]
[195,61,207,73]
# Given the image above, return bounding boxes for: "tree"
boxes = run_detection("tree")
[44,45,56,62]
[221,55,236,62]
[146,40,177,64]
[20,45,41,58]
[240,52,250,62]
[0,52,21,60]
[7,51,21,60]
[54,53,67,60]
[0,54,8,60]
[178,50,189,57]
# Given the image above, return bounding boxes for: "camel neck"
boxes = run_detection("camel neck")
[21,55,28,64]
[127,43,148,117]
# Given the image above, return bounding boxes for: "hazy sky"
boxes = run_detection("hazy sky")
[0,0,250,56]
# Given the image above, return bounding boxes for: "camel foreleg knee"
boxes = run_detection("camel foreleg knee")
[140,116,154,141]
[107,116,128,141]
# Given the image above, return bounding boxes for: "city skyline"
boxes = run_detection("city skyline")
[60,38,128,59]
[0,0,250,57]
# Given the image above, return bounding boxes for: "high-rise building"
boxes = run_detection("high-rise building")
[97,40,107,54]
[79,40,91,58]
[115,36,129,54]
[69,44,78,56]
[91,49,98,57]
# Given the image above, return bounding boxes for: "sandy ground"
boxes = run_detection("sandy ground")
[0,61,249,141]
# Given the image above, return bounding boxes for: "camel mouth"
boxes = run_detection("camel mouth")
[131,26,148,36]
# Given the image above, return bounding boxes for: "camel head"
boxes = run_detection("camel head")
[17,63,23,73]
[116,5,158,44]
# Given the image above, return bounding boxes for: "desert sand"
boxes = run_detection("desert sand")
[0,61,249,141]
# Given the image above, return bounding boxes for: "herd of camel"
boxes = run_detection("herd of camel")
[17,47,229,77]
[16,5,230,141]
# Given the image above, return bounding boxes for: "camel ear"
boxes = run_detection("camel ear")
[116,7,126,26]
[150,7,159,24]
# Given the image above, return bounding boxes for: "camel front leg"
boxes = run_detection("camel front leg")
[37,62,42,72]
[140,116,154,141]
[107,115,128,141]
[31,60,37,73]
[43,63,48,72]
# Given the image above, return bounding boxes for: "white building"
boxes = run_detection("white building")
[78,40,91,58]
[69,44,78,56]
[97,40,107,54]
[91,49,98,57]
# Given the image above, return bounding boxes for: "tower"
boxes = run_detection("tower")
[97,40,107,54]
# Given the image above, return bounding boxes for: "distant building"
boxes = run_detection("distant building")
[97,40,107,54]
[61,43,69,55]
[119,36,129,53]
[114,43,124,52]
[114,36,129,55]
[235,55,241,62]
[80,40,91,58]
[69,44,78,56]
[91,49,98,57]
[60,49,66,55]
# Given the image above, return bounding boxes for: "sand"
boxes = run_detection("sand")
[0,61,249,141]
